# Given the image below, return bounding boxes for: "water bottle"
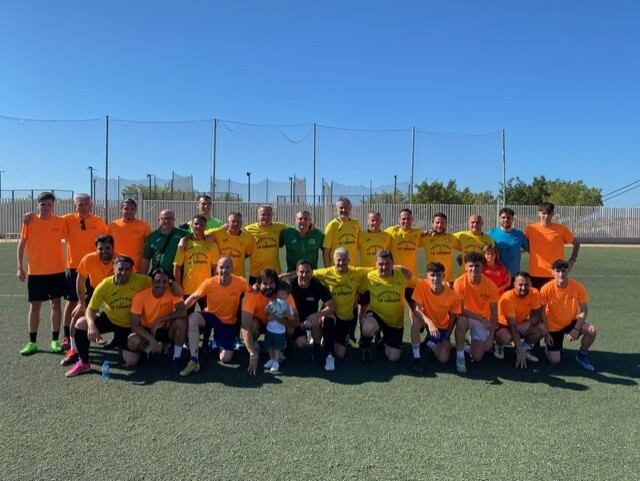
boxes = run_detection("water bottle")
[101,360,110,380]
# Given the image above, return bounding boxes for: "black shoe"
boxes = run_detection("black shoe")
[412,357,424,374]
[172,357,184,373]
[361,348,373,365]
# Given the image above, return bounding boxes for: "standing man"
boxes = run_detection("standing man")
[128,268,187,369]
[357,211,392,268]
[108,198,151,273]
[411,262,461,373]
[541,259,597,371]
[290,260,336,370]
[454,214,494,257]
[280,210,324,272]
[422,212,460,283]
[322,197,361,267]
[65,256,151,377]
[453,252,500,373]
[488,207,529,278]
[358,250,411,364]
[244,205,288,284]
[179,256,250,376]
[210,212,254,278]
[525,202,580,290]
[140,210,189,275]
[16,192,68,355]
[495,272,545,368]
[179,194,223,231]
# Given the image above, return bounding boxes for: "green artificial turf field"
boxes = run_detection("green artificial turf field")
[1,243,638,481]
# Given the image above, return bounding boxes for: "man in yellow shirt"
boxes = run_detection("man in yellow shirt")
[209,212,254,278]
[422,212,460,283]
[359,250,410,363]
[322,197,361,266]
[244,205,288,284]
[454,214,494,258]
[358,212,392,268]
[540,259,596,371]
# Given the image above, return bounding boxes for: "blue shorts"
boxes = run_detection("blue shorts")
[201,312,235,351]
[426,328,449,345]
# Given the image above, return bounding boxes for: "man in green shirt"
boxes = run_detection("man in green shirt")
[280,210,324,272]
[179,194,223,231]
[140,210,189,275]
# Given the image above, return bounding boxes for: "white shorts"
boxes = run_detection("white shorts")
[469,317,489,342]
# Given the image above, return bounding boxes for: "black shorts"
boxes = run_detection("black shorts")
[367,311,404,350]
[548,320,578,352]
[94,312,131,350]
[531,276,552,290]
[154,326,171,343]
[359,292,371,305]
[27,272,67,302]
[334,317,356,347]
[404,288,415,306]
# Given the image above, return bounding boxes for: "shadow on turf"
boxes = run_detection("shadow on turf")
[83,343,639,390]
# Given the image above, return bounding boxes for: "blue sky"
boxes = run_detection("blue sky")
[1,0,638,204]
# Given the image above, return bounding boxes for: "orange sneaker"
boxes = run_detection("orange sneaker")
[60,348,78,366]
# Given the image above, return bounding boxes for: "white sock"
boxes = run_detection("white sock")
[411,344,420,359]
[426,341,437,351]
[70,337,77,351]
[463,344,471,353]
[173,345,183,359]
[144,345,152,354]
[456,350,465,360]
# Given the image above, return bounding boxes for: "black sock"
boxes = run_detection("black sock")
[63,326,71,338]
[75,330,91,363]
[29,332,37,343]
[322,317,335,356]
[360,335,373,349]
[52,331,60,341]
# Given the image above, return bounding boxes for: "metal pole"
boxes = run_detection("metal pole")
[146,174,152,199]
[104,115,110,222]
[88,166,95,199]
[410,127,416,207]
[313,122,317,211]
[501,128,507,205]
[289,176,293,202]
[393,174,397,203]
[246,172,251,202]
[0,170,5,199]
[170,171,174,199]
[117,176,121,200]
[211,119,217,199]
[266,178,269,202]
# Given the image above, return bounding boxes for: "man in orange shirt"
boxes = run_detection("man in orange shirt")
[108,198,151,273]
[179,256,250,376]
[17,192,68,355]
[541,259,597,371]
[241,268,298,375]
[525,202,580,289]
[495,272,545,369]
[411,262,461,373]
[453,252,500,373]
[128,268,187,370]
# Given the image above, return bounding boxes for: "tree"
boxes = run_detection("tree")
[413,179,496,204]
[368,189,407,203]
[121,183,197,201]
[501,176,602,206]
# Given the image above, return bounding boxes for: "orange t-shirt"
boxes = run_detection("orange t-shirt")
[131,287,184,329]
[540,279,588,332]
[453,274,499,320]
[498,288,542,327]
[525,223,575,277]
[412,280,461,329]
[64,213,109,269]
[191,275,250,325]
[108,218,151,272]
[76,252,113,288]
[20,215,67,275]
[242,291,296,325]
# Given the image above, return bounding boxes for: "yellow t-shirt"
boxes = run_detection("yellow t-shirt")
[357,230,392,267]
[244,222,288,276]
[422,233,460,283]
[358,269,408,328]
[209,228,254,277]
[454,230,494,256]
[385,226,422,287]
[313,266,371,320]
[322,218,361,265]
[173,239,220,294]
[88,273,151,328]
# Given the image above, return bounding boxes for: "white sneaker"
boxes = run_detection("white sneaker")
[324,354,335,371]
[270,361,280,372]
[264,359,274,369]
[493,344,505,360]
[456,356,467,374]
[525,351,539,362]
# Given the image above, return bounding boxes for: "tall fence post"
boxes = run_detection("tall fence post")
[104,114,110,222]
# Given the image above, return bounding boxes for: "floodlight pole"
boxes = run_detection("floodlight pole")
[88,166,95,199]
[211,119,217,200]
[313,122,317,211]
[410,126,416,207]
[501,128,507,205]
[246,172,251,202]
[104,115,110,222]
[393,174,397,203]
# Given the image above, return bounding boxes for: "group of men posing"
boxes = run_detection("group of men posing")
[17,192,598,379]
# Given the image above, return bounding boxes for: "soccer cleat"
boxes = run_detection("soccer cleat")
[264,359,275,369]
[412,358,424,374]
[50,340,63,353]
[456,356,467,374]
[60,348,79,366]
[61,336,71,351]
[493,344,504,360]
[575,353,595,372]
[19,341,37,356]
[324,354,335,372]
[269,361,280,373]
[348,337,360,349]
[65,359,91,377]
[525,351,539,363]
[179,360,200,377]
